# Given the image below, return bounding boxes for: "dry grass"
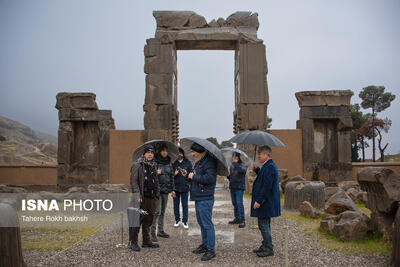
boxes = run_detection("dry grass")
[21,226,102,251]
[282,212,392,256]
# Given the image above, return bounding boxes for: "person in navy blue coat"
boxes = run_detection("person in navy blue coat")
[227,152,247,228]
[185,142,217,262]
[250,145,281,257]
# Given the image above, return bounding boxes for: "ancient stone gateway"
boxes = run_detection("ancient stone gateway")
[143,11,269,143]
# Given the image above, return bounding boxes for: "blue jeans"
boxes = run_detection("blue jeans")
[230,189,245,220]
[195,199,215,250]
[258,217,273,250]
[173,191,189,223]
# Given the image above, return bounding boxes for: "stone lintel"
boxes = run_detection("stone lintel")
[56,92,98,110]
[296,90,353,107]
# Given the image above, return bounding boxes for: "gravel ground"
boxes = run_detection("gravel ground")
[23,188,390,266]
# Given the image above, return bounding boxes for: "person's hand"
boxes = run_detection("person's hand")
[138,198,143,203]
[171,191,176,198]
[157,169,162,175]
[174,170,179,176]
[253,201,260,209]
[181,169,187,176]
[188,172,194,179]
[252,164,257,172]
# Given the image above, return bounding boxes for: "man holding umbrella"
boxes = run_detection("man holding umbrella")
[183,142,217,261]
[251,145,280,257]
[229,130,284,258]
[129,145,160,251]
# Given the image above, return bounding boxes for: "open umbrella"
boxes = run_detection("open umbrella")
[180,137,229,176]
[132,140,179,162]
[221,147,251,168]
[228,130,285,160]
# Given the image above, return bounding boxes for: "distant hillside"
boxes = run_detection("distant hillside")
[0,115,57,164]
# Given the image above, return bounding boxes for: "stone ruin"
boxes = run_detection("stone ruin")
[357,167,400,241]
[143,11,269,144]
[56,93,115,185]
[296,90,353,184]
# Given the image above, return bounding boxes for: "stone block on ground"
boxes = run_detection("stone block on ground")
[324,186,341,202]
[284,181,325,210]
[299,201,320,219]
[325,189,359,215]
[319,210,372,241]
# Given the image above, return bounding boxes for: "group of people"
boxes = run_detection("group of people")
[129,141,281,261]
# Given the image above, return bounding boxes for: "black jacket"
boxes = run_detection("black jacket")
[156,155,175,194]
[130,157,160,199]
[227,162,247,190]
[172,157,193,193]
[190,153,217,201]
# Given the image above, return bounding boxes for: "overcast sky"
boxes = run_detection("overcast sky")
[1,0,399,157]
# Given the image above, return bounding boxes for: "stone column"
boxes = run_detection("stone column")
[56,93,115,185]
[234,42,269,134]
[143,38,179,143]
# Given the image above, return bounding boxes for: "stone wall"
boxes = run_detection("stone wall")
[0,164,57,185]
[109,130,144,184]
[143,11,269,143]
[56,93,115,185]
[296,90,353,184]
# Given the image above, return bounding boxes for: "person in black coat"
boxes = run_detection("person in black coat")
[172,147,193,228]
[227,152,247,228]
[150,144,175,241]
[251,146,281,258]
[129,145,160,251]
[185,142,217,262]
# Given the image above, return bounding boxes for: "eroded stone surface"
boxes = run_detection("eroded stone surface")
[56,92,115,185]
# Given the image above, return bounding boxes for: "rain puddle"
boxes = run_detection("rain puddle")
[187,228,235,244]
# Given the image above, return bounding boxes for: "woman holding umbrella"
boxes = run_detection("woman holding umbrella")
[227,152,247,228]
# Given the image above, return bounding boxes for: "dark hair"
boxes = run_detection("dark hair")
[190,143,205,153]
[158,144,168,153]
[232,152,242,163]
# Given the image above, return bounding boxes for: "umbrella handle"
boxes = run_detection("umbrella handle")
[253,145,257,161]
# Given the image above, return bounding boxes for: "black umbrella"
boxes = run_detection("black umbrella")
[132,140,179,162]
[180,137,229,176]
[228,130,285,160]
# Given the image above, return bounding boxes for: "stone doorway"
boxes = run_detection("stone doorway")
[143,11,270,144]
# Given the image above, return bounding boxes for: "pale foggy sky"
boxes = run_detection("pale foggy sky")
[1,0,399,157]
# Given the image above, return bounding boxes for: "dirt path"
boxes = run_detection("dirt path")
[23,188,390,266]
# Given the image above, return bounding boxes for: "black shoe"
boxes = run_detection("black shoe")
[239,219,246,228]
[228,218,240,224]
[192,244,207,254]
[130,243,141,252]
[151,233,158,242]
[253,245,263,253]
[142,241,160,248]
[157,231,170,238]
[256,247,274,257]
[201,250,216,261]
